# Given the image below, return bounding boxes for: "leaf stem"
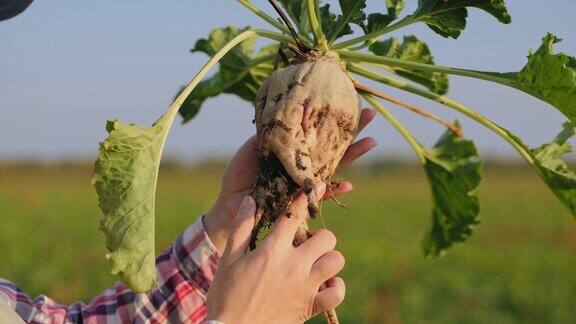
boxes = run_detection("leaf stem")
[362,94,426,163]
[166,30,261,122]
[253,29,295,44]
[333,16,414,50]
[354,81,463,137]
[347,42,371,51]
[156,29,264,211]
[236,0,288,33]
[349,64,534,163]
[306,0,328,50]
[267,0,312,52]
[338,50,519,89]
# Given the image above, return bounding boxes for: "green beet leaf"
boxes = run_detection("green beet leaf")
[328,0,366,42]
[497,122,576,217]
[386,0,405,18]
[278,0,311,36]
[365,13,395,34]
[369,36,449,95]
[320,4,354,42]
[93,29,259,292]
[364,0,404,34]
[530,122,576,216]
[179,26,276,122]
[422,124,482,256]
[412,0,511,38]
[491,34,576,124]
[465,120,576,218]
[338,0,367,25]
[364,94,482,256]
[92,117,172,292]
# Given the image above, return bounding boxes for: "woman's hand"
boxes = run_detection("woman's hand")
[204,108,377,253]
[206,190,346,323]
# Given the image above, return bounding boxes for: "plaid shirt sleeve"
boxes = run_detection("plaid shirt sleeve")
[0,216,221,324]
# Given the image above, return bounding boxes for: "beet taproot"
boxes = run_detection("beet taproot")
[251,51,359,246]
[250,50,359,324]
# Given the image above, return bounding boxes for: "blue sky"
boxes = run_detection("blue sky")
[1,0,575,161]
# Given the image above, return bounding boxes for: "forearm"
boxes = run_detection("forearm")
[0,215,220,323]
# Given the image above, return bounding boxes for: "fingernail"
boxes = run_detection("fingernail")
[367,137,378,148]
[238,196,256,216]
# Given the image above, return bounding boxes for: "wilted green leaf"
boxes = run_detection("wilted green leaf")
[530,122,576,215]
[412,0,511,38]
[92,116,172,292]
[421,124,482,256]
[93,29,259,292]
[364,94,481,256]
[478,121,576,218]
[493,122,576,218]
[180,26,277,122]
[488,34,576,124]
[369,36,449,94]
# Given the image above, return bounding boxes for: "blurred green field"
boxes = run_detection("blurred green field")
[1,162,575,323]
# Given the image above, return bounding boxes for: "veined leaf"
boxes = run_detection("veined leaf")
[497,122,576,217]
[193,26,255,68]
[530,122,576,215]
[412,0,511,38]
[364,0,405,34]
[92,30,258,292]
[92,118,170,292]
[179,27,277,122]
[338,0,367,25]
[329,0,366,42]
[369,36,449,95]
[278,0,310,36]
[490,34,576,124]
[356,63,576,255]
[320,4,354,41]
[366,13,395,34]
[343,34,575,124]
[422,123,482,256]
[365,93,481,256]
[386,0,405,18]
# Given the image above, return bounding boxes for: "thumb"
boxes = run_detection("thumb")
[221,195,256,264]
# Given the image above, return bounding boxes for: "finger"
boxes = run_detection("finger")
[297,229,337,264]
[310,250,345,284]
[321,181,353,201]
[313,277,346,316]
[227,136,257,173]
[221,196,256,263]
[337,137,377,171]
[222,136,258,190]
[264,193,309,248]
[267,184,326,247]
[357,108,377,134]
